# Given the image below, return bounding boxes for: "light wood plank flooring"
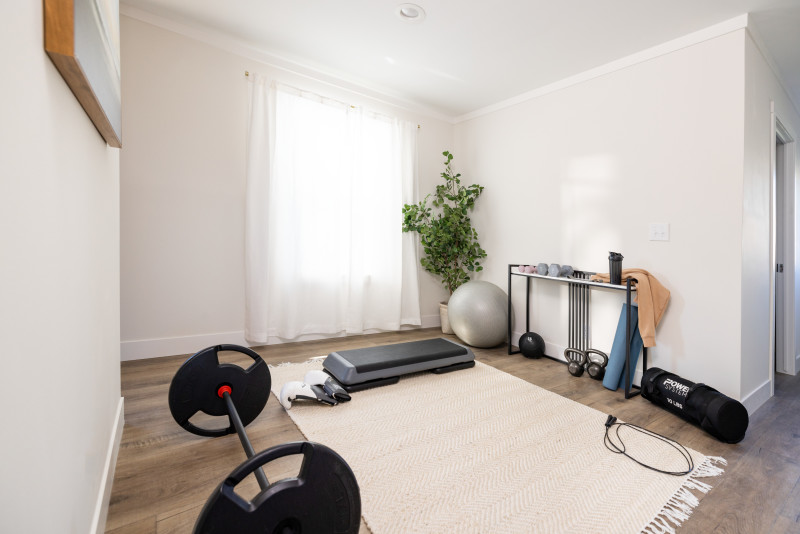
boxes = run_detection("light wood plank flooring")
[106,328,800,533]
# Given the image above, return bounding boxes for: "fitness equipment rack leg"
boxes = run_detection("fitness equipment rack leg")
[507,264,647,399]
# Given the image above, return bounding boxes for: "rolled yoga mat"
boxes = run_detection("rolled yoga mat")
[602,303,644,391]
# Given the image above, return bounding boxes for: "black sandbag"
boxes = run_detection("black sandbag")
[641,367,749,444]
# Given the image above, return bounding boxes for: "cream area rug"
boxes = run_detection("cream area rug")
[269,360,725,534]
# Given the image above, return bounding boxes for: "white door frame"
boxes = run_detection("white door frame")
[770,107,797,396]
[777,120,796,376]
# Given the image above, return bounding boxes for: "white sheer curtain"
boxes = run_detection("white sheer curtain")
[245,76,420,342]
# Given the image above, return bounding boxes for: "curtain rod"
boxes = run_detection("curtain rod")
[245,70,420,128]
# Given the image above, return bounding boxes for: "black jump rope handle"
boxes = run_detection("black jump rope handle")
[605,414,617,427]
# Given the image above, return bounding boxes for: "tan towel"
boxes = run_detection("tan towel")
[590,269,670,347]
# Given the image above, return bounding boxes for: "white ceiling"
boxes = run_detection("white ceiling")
[121,0,800,119]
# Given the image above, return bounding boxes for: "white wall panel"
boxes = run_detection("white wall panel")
[455,31,746,398]
[120,16,454,357]
[0,3,121,532]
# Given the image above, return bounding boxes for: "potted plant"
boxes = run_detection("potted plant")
[402,151,487,333]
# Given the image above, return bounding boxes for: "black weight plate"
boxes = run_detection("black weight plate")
[168,344,271,437]
[195,441,361,534]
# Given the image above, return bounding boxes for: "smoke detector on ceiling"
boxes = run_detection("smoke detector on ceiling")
[396,3,426,23]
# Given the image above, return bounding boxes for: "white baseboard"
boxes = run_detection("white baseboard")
[544,341,568,364]
[510,329,569,363]
[122,318,443,361]
[121,331,251,360]
[741,379,772,415]
[421,313,440,329]
[511,329,643,385]
[90,397,124,534]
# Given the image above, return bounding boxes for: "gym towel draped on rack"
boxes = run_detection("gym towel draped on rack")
[590,268,669,347]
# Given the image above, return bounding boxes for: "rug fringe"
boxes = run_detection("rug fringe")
[640,456,726,534]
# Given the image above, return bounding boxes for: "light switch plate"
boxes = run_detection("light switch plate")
[649,223,669,241]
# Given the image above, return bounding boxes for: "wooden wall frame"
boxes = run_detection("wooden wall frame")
[44,0,122,148]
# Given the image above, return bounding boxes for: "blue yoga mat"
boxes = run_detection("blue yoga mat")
[602,303,644,391]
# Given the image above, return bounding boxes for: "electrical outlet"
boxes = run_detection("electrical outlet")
[648,223,670,241]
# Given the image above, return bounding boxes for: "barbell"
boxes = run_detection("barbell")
[168,344,361,534]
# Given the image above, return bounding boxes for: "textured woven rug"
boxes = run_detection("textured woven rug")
[269,360,725,534]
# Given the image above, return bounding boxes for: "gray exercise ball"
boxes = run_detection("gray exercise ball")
[447,281,508,348]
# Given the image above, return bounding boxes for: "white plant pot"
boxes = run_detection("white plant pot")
[439,301,454,334]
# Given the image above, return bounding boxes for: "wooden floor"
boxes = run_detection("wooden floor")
[106,328,800,533]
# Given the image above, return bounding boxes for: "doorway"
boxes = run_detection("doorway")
[772,116,796,395]
[775,133,786,374]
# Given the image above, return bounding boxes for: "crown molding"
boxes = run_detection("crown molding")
[120,7,787,127]
[119,3,457,124]
[746,23,800,119]
[455,14,751,123]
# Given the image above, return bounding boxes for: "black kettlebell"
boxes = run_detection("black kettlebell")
[564,348,587,377]
[585,349,608,380]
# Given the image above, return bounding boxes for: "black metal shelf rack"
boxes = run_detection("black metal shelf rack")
[507,264,647,399]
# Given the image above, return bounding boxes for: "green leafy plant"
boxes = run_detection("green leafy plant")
[402,151,487,295]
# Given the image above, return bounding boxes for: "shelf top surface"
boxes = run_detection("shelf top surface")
[509,268,637,291]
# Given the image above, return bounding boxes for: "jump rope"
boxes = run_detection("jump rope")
[603,415,694,476]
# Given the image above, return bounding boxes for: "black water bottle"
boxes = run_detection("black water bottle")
[609,252,623,285]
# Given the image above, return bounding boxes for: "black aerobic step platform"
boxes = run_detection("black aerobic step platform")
[323,338,476,392]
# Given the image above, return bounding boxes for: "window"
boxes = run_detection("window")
[245,77,420,341]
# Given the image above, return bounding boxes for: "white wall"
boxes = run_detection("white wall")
[455,30,746,399]
[119,15,454,359]
[0,3,122,533]
[742,31,800,403]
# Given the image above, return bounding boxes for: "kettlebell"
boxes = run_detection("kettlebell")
[585,349,609,380]
[564,348,587,377]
